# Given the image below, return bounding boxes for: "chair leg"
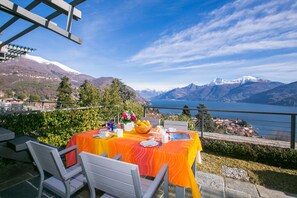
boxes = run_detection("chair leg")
[37,184,43,198]
[65,182,71,198]
[89,185,96,198]
[164,169,169,198]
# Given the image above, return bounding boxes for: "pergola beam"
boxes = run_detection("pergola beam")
[40,0,81,20]
[0,0,85,48]
[0,0,81,44]
[0,0,41,33]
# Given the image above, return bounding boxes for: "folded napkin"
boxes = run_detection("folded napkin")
[93,132,110,138]
[140,139,158,147]
[168,127,176,132]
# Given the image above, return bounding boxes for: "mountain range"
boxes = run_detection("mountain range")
[1,55,296,107]
[0,55,146,104]
[152,76,297,106]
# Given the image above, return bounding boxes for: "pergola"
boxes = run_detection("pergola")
[0,0,85,62]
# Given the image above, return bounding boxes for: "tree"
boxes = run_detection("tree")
[29,94,41,102]
[182,105,191,117]
[15,92,27,100]
[111,79,135,103]
[99,84,124,122]
[78,80,100,106]
[195,103,215,132]
[98,78,143,122]
[56,76,74,108]
[5,89,14,98]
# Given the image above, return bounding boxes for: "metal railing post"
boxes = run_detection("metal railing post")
[143,106,146,117]
[201,110,204,138]
[291,114,296,149]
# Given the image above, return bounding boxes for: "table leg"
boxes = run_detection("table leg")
[192,157,196,176]
[176,186,185,198]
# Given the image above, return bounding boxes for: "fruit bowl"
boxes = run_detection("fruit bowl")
[134,125,152,134]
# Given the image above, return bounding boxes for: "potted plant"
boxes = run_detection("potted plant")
[121,110,137,131]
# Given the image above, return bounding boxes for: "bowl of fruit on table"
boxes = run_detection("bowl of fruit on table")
[134,120,152,134]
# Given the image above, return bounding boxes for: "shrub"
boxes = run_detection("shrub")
[201,138,297,169]
[0,108,105,147]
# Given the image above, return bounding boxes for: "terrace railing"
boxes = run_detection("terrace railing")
[143,106,297,149]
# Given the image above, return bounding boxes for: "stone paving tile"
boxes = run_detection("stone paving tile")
[0,172,33,191]
[0,180,49,198]
[27,175,60,197]
[200,185,225,198]
[285,194,297,198]
[196,171,224,191]
[225,188,251,198]
[225,178,259,197]
[256,185,297,198]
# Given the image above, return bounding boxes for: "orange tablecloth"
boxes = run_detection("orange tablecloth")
[66,129,202,198]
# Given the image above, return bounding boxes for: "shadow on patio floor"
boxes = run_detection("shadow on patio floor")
[0,160,191,198]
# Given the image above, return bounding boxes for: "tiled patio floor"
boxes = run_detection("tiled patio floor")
[0,161,187,198]
[1,160,296,198]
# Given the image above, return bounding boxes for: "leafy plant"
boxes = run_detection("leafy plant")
[0,108,105,146]
[201,138,297,169]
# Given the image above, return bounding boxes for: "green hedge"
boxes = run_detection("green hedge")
[202,138,297,169]
[0,108,105,147]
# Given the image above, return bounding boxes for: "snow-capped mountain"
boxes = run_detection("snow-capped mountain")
[24,55,80,74]
[154,76,283,102]
[0,56,146,104]
[137,89,165,100]
[209,76,266,85]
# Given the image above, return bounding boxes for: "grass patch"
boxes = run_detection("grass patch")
[199,152,297,194]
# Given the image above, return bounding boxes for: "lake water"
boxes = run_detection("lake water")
[149,99,297,140]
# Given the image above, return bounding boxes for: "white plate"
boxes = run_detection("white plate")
[140,141,159,147]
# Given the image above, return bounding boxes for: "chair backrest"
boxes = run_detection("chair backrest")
[141,117,160,127]
[79,151,143,198]
[164,120,188,131]
[26,141,66,179]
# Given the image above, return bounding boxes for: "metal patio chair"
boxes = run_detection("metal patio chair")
[26,141,85,198]
[79,152,169,198]
[141,117,160,127]
[164,120,188,131]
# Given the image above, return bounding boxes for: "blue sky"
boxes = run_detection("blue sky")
[1,0,297,91]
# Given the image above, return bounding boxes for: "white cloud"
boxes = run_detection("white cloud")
[126,81,186,92]
[129,0,297,65]
[154,61,237,72]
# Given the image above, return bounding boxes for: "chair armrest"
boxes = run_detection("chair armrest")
[112,154,122,160]
[143,164,168,198]
[59,145,78,165]
[59,145,78,156]
[63,165,82,180]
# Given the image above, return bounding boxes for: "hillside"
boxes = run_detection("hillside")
[241,81,297,106]
[0,56,146,103]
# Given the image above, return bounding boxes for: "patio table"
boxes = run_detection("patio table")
[66,129,202,198]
